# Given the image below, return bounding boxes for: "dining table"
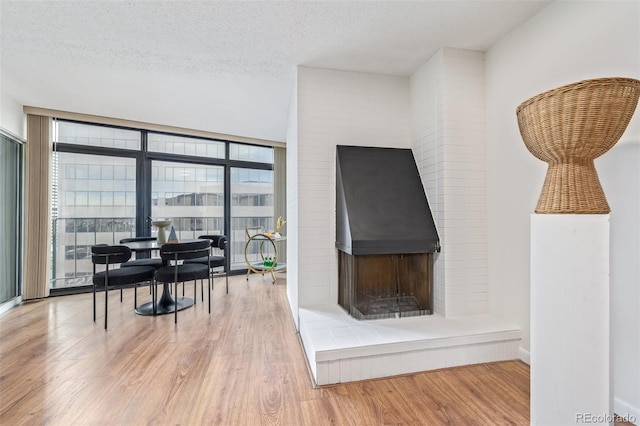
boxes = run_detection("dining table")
[123,239,198,316]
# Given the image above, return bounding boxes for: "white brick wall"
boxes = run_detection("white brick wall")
[410,48,488,316]
[294,50,488,316]
[410,49,446,314]
[296,66,410,307]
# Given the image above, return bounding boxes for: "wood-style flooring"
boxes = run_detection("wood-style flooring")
[0,273,554,425]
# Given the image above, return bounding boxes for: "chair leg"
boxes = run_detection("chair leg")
[152,280,157,316]
[174,281,178,324]
[134,283,138,309]
[208,274,211,314]
[104,284,108,330]
[225,274,229,294]
[193,280,196,305]
[93,284,96,322]
[120,287,123,303]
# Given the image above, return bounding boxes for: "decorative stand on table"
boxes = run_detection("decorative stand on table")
[244,227,286,283]
[151,219,171,245]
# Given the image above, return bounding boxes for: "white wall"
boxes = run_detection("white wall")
[411,50,446,313]
[599,140,640,418]
[295,66,410,307]
[1,88,26,139]
[486,0,640,414]
[410,48,488,317]
[286,75,300,329]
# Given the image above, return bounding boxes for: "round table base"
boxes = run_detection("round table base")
[135,296,194,316]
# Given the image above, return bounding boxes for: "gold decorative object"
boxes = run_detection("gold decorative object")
[276,216,286,232]
[517,77,640,213]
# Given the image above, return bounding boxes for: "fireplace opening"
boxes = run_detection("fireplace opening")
[338,251,433,320]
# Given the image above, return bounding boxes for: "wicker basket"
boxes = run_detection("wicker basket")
[517,77,640,213]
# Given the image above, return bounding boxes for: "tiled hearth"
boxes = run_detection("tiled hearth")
[299,304,521,386]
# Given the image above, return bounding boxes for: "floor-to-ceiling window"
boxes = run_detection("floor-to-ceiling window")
[230,167,274,268]
[51,120,274,291]
[229,143,275,268]
[51,152,138,289]
[51,121,141,290]
[0,130,23,308]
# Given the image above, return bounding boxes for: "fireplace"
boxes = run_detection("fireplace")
[335,145,439,320]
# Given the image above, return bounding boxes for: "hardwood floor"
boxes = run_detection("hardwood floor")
[2,274,533,425]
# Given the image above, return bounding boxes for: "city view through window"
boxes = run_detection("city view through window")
[51,121,275,290]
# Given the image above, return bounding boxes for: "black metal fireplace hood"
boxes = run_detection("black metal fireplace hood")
[336,145,440,255]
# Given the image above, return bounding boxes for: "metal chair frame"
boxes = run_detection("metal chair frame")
[156,240,212,324]
[91,244,155,330]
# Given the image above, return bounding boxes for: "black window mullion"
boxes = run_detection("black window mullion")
[224,141,232,272]
[137,131,151,237]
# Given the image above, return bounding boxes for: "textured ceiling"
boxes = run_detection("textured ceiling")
[1,1,550,142]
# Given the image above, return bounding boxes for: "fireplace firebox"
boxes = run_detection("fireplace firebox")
[338,251,433,320]
[336,145,439,320]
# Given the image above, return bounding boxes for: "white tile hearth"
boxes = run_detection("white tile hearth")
[299,304,521,386]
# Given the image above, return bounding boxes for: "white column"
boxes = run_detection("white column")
[531,214,611,425]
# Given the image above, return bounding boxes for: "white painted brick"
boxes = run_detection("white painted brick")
[298,49,487,316]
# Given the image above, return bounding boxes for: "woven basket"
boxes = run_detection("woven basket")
[517,77,640,213]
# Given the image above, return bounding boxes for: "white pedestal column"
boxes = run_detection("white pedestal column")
[531,214,611,425]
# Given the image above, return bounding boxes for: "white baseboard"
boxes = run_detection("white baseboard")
[518,347,530,365]
[614,397,639,425]
[0,296,22,318]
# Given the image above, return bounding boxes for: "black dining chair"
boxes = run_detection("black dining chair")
[184,235,229,294]
[155,239,211,324]
[119,237,164,269]
[91,244,156,330]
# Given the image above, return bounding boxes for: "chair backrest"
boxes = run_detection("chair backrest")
[160,239,210,262]
[91,245,132,265]
[198,235,227,251]
[119,236,157,244]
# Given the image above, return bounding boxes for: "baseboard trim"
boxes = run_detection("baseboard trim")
[614,397,639,425]
[0,296,22,318]
[518,347,530,365]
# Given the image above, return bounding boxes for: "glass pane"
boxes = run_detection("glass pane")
[229,143,274,163]
[50,152,137,289]
[56,121,140,150]
[231,167,274,270]
[151,161,224,243]
[0,134,22,304]
[148,133,225,159]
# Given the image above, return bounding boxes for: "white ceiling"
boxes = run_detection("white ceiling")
[1,0,550,142]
